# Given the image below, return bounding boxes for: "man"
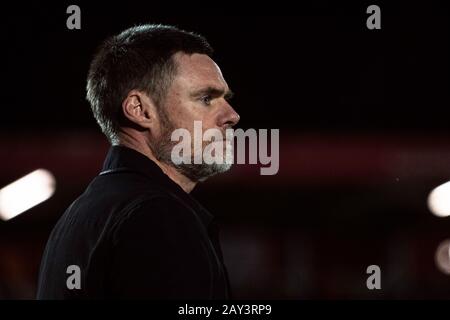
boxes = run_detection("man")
[37,24,240,299]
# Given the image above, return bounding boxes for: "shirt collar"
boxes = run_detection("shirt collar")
[101,145,214,228]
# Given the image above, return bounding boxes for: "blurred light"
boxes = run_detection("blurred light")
[427,181,450,217]
[435,239,450,275]
[0,169,56,221]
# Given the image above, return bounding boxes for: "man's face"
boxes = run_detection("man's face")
[154,52,240,181]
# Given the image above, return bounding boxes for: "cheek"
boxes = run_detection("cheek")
[202,115,222,132]
[183,106,214,129]
[166,100,195,127]
[199,106,223,129]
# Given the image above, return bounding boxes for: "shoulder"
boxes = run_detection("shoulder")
[109,194,202,245]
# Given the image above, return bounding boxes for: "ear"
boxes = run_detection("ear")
[121,90,157,130]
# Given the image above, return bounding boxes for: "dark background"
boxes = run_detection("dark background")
[1,2,450,299]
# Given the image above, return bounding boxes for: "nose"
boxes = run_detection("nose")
[219,101,240,129]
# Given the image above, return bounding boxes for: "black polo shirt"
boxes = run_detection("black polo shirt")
[37,145,231,299]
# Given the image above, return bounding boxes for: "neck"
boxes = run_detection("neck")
[117,134,197,193]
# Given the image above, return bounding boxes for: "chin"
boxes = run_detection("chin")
[198,162,233,182]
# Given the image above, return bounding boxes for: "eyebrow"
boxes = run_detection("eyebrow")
[190,86,234,100]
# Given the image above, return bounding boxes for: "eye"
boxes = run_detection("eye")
[200,95,212,106]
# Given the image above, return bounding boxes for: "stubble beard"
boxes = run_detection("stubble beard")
[151,110,233,182]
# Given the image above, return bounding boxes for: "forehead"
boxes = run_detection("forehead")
[172,52,228,90]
